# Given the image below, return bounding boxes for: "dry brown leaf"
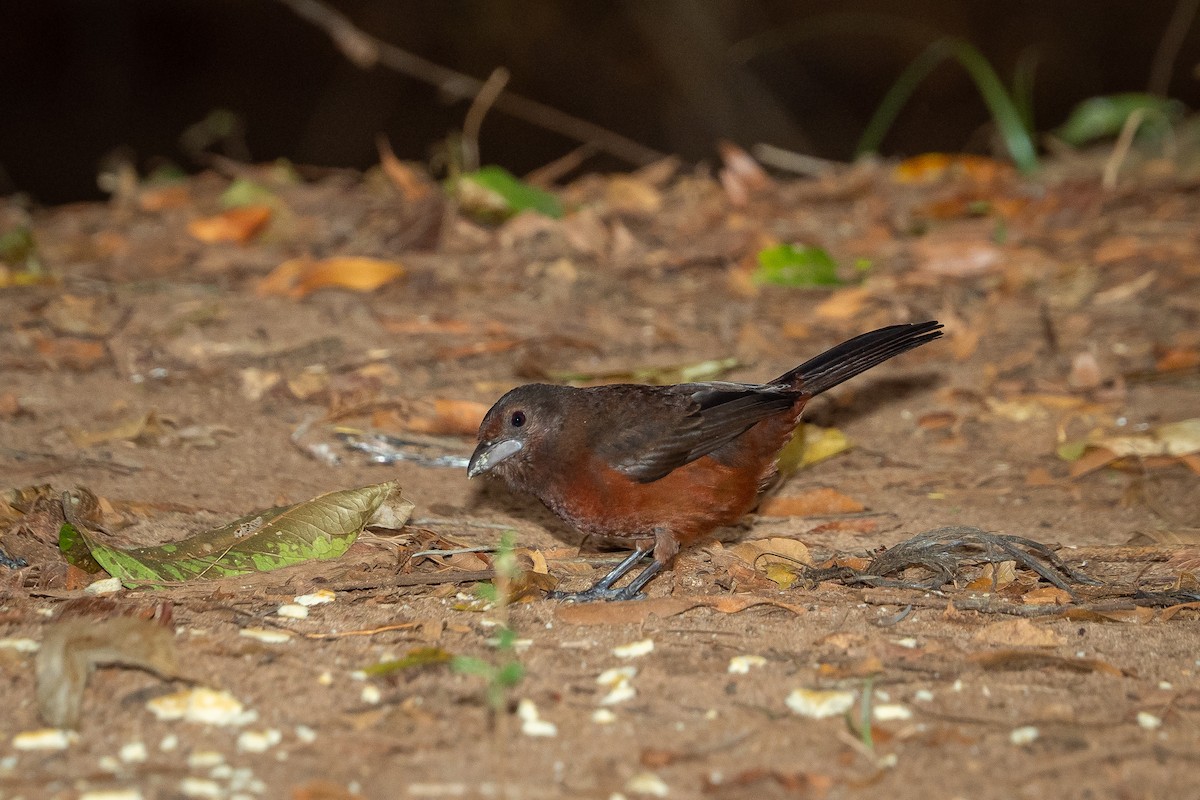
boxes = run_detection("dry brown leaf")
[187,205,272,244]
[137,183,191,212]
[809,518,880,535]
[758,488,864,517]
[36,617,181,728]
[66,411,170,448]
[971,618,1065,647]
[554,594,807,626]
[728,538,814,569]
[717,140,772,207]
[1021,586,1072,605]
[257,257,406,300]
[291,778,367,800]
[1156,347,1200,373]
[1069,446,1119,478]
[380,317,473,335]
[965,560,1017,591]
[892,153,1012,184]
[603,176,662,215]
[376,136,432,202]
[392,398,489,436]
[34,336,109,371]
[0,391,27,418]
[813,286,871,321]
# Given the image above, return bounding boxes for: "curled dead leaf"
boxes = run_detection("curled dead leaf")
[758,488,864,517]
[257,257,406,300]
[187,205,272,244]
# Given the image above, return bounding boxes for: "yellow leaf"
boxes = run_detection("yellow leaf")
[257,257,406,299]
[776,424,852,477]
[187,205,272,244]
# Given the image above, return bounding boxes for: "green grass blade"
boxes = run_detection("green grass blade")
[857,37,1039,173]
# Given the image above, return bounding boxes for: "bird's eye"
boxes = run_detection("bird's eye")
[510,410,526,428]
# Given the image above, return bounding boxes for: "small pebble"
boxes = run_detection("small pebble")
[1010,726,1039,745]
[612,639,654,659]
[727,655,766,674]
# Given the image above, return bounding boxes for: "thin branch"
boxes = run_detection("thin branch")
[1148,0,1200,96]
[275,0,664,167]
[461,67,511,172]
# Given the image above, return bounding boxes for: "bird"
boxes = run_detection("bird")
[468,321,942,601]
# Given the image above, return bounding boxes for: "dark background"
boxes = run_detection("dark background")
[4,0,1199,204]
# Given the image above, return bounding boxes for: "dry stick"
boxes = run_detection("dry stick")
[461,67,511,173]
[1102,108,1148,190]
[275,0,664,167]
[1148,0,1200,97]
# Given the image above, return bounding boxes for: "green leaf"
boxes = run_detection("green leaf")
[451,655,495,677]
[364,647,453,677]
[220,178,278,209]
[1055,93,1186,146]
[58,523,103,573]
[1056,440,1088,462]
[70,482,413,589]
[754,244,842,287]
[454,166,563,221]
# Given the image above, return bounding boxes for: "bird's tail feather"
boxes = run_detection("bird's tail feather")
[772,321,943,396]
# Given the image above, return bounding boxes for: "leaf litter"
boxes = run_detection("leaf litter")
[3,120,1200,799]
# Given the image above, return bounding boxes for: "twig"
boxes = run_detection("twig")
[274,0,664,167]
[324,568,495,592]
[461,67,510,172]
[1148,0,1200,96]
[302,622,420,639]
[1102,108,1147,190]
[750,143,841,177]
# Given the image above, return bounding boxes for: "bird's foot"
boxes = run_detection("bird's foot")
[546,585,648,603]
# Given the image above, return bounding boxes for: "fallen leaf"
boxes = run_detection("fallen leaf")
[187,205,272,244]
[964,560,1017,592]
[36,617,180,728]
[66,482,414,588]
[376,135,432,202]
[813,286,871,320]
[971,618,1065,647]
[257,257,406,300]
[754,244,842,287]
[758,488,864,517]
[66,411,171,448]
[892,153,1012,184]
[729,538,814,569]
[775,424,852,477]
[603,175,663,216]
[455,166,563,221]
[1022,586,1073,605]
[34,336,109,371]
[717,140,772,207]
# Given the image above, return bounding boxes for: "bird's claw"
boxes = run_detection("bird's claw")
[545,586,647,603]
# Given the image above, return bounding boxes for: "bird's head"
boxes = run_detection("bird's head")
[467,384,573,483]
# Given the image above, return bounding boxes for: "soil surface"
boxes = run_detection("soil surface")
[2,149,1200,800]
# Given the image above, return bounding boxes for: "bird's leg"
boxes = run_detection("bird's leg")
[547,544,653,602]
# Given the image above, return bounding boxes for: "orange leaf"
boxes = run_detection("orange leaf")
[758,488,864,517]
[1069,446,1118,478]
[257,257,406,299]
[813,287,871,321]
[187,205,272,244]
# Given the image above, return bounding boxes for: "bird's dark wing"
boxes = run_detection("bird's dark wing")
[592,383,799,483]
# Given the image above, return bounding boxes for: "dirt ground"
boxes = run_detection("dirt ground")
[2,148,1200,800]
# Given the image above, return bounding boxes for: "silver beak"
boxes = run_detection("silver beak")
[467,439,523,478]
